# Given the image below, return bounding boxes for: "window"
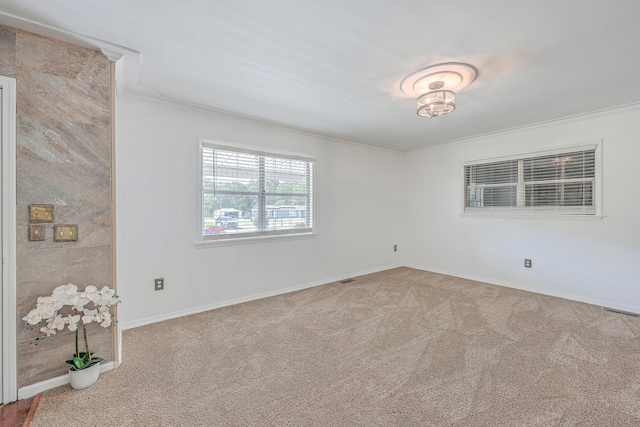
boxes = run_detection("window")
[201,143,314,241]
[464,145,598,215]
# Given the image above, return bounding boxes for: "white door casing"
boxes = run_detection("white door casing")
[0,76,17,404]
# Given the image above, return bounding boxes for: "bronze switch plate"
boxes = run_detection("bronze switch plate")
[28,224,45,241]
[53,224,78,242]
[29,204,54,223]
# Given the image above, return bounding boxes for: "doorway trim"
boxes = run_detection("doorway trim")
[1,75,17,404]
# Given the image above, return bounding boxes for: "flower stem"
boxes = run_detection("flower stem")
[74,309,79,359]
[82,322,91,362]
[75,327,79,359]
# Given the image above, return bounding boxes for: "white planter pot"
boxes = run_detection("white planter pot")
[69,362,100,390]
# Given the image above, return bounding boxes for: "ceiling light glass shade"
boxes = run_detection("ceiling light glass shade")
[416,90,456,118]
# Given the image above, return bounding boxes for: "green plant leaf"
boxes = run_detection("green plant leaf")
[83,359,103,369]
[72,357,84,370]
[66,355,104,370]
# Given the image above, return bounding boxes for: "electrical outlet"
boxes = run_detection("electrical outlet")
[394,244,397,252]
[155,278,164,291]
[524,259,532,268]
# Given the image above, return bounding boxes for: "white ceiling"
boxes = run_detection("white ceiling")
[1,1,640,151]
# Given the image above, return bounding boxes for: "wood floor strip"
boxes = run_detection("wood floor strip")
[23,393,42,427]
[0,393,42,427]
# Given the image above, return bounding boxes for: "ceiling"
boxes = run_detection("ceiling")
[1,1,640,151]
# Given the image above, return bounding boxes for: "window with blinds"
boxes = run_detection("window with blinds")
[201,143,314,240]
[464,146,597,215]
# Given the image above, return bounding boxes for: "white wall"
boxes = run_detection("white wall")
[116,95,403,328]
[116,93,640,328]
[403,107,640,312]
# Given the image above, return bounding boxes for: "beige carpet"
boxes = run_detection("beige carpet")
[30,267,640,426]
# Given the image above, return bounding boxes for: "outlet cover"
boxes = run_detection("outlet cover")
[524,259,532,268]
[155,278,164,291]
[29,204,53,223]
[53,224,78,242]
[28,224,45,241]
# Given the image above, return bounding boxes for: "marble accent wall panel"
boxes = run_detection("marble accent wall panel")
[18,116,110,168]
[0,25,114,389]
[0,26,16,77]
[17,70,109,126]
[16,30,109,86]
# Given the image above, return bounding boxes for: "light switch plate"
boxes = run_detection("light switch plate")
[28,224,45,241]
[29,204,54,223]
[53,224,78,242]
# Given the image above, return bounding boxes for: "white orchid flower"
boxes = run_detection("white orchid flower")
[51,314,66,330]
[39,308,56,320]
[72,294,90,312]
[82,308,98,324]
[65,293,79,305]
[52,283,76,294]
[81,285,101,304]
[51,286,79,306]
[93,286,114,306]
[100,286,115,297]
[39,325,56,337]
[25,284,118,349]
[37,296,64,313]
[22,309,42,325]
[66,314,81,331]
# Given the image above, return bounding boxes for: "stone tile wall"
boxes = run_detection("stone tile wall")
[0,25,113,389]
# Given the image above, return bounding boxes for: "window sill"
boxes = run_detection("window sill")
[460,213,605,221]
[195,232,317,248]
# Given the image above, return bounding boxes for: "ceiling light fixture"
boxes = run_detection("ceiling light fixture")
[400,62,477,118]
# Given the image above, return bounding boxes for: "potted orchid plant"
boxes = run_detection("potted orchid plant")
[23,283,119,389]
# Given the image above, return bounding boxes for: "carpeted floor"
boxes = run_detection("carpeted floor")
[30,267,640,426]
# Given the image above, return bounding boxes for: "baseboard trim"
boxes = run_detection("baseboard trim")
[405,263,640,315]
[17,361,116,400]
[120,263,403,330]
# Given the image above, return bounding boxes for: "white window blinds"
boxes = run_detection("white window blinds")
[201,143,314,240]
[464,146,597,215]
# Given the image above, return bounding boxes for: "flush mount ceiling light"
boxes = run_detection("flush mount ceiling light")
[400,62,478,118]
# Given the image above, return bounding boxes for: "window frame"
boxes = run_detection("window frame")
[197,141,315,245]
[461,141,603,219]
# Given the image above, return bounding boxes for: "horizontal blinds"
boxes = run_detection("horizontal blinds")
[203,148,312,196]
[465,147,596,214]
[202,144,314,240]
[523,150,594,209]
[465,159,518,208]
[263,156,310,195]
[203,147,259,192]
